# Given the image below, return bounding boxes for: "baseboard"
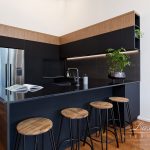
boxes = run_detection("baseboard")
[138,116,150,122]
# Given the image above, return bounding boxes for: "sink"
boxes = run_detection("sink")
[53,77,73,86]
[53,77,82,86]
[53,81,72,86]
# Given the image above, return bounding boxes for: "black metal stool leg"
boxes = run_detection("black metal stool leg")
[34,136,38,150]
[98,109,103,150]
[106,109,108,150]
[56,116,64,149]
[110,108,119,148]
[15,133,21,150]
[77,120,80,150]
[23,135,25,150]
[83,107,93,146]
[117,102,123,143]
[49,130,56,150]
[51,130,57,150]
[14,132,19,150]
[85,117,94,150]
[49,131,53,149]
[103,111,106,134]
[42,134,44,150]
[88,106,93,123]
[74,119,77,150]
[95,109,99,137]
[69,119,74,150]
[126,103,134,136]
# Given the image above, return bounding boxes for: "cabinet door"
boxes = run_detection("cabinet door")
[112,82,140,125]
[125,82,140,121]
[60,26,135,59]
[24,41,60,84]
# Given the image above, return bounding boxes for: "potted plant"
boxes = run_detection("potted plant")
[135,28,143,39]
[106,48,131,79]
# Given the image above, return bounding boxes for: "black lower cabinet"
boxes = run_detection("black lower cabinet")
[112,82,140,126]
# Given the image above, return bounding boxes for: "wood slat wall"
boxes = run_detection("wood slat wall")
[60,11,137,44]
[0,24,60,45]
[0,11,138,46]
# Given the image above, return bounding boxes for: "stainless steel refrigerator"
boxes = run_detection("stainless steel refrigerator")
[0,47,24,99]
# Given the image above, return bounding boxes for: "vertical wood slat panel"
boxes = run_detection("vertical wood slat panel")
[60,11,137,44]
[0,24,60,45]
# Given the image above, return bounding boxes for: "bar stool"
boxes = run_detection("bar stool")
[109,97,134,142]
[57,108,94,150]
[14,117,56,150]
[87,101,119,150]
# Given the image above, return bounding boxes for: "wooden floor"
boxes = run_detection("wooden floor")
[66,120,150,150]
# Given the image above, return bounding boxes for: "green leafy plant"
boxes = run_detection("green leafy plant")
[106,48,131,73]
[135,29,143,39]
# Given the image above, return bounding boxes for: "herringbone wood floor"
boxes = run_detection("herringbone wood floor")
[66,120,150,150]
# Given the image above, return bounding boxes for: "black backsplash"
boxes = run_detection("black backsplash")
[66,51,140,81]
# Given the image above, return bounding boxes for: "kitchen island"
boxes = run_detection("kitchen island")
[0,79,140,150]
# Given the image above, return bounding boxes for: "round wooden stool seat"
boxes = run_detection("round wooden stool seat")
[90,101,113,109]
[109,97,129,103]
[61,108,88,119]
[17,117,53,136]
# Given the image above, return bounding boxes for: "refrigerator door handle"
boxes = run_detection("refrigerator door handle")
[10,64,12,86]
[5,64,7,87]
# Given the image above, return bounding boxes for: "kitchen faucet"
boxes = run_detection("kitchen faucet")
[67,68,80,86]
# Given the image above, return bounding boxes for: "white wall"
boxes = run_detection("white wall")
[62,0,150,121]
[0,0,66,36]
[0,0,150,121]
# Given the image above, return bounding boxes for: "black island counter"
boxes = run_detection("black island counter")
[0,79,140,150]
[0,78,139,103]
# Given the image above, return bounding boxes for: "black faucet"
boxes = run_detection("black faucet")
[67,68,80,86]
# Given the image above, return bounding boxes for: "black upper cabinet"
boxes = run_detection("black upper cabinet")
[60,13,140,59]
[60,26,136,59]
[0,36,25,49]
[24,40,60,84]
[134,14,140,50]
[135,14,140,27]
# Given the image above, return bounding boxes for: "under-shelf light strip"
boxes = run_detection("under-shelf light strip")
[66,50,139,61]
